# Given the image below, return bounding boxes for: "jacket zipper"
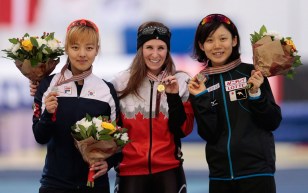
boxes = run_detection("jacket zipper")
[148,81,154,174]
[219,74,234,179]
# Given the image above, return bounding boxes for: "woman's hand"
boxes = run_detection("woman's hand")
[29,80,39,96]
[162,75,179,94]
[247,70,264,93]
[188,75,207,96]
[44,91,58,113]
[91,160,108,179]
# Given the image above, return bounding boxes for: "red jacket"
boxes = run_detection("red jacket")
[112,71,194,176]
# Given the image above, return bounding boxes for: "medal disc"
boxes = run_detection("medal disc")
[157,84,165,92]
[196,73,208,83]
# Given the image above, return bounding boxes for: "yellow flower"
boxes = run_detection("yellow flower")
[285,39,296,52]
[101,122,116,134]
[21,39,33,51]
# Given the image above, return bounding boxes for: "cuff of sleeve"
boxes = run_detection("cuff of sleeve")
[195,89,209,97]
[248,88,261,100]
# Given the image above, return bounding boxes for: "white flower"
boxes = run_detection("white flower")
[264,31,283,41]
[120,133,129,142]
[47,39,60,51]
[37,38,47,48]
[96,132,100,139]
[114,133,121,139]
[76,117,92,131]
[10,42,21,55]
[92,117,103,131]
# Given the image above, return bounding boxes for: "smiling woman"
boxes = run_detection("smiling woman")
[188,13,282,193]
[111,21,194,193]
[30,19,120,193]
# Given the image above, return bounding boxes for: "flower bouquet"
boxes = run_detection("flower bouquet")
[71,114,130,187]
[2,32,64,82]
[250,25,302,79]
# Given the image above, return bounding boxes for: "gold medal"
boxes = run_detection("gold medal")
[157,84,165,92]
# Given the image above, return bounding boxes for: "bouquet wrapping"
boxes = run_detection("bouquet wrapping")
[71,114,130,187]
[14,58,59,82]
[250,25,302,79]
[2,32,64,82]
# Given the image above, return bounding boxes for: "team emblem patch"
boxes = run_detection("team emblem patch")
[64,86,72,95]
[229,89,247,101]
[88,90,95,97]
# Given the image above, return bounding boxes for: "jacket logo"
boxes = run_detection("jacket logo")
[64,86,72,95]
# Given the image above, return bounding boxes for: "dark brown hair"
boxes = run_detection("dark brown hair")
[192,14,240,66]
[118,21,175,99]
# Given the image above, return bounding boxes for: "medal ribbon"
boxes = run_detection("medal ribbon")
[146,70,168,83]
[146,70,168,117]
[55,61,93,86]
[198,58,242,76]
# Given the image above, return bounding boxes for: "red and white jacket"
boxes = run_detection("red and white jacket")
[112,70,194,176]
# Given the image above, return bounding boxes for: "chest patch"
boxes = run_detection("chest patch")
[229,89,247,101]
[88,90,96,97]
[64,86,72,95]
[207,83,220,93]
[225,77,247,91]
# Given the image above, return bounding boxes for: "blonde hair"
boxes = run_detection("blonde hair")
[65,25,100,53]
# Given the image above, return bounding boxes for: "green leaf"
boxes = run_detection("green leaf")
[286,70,294,79]
[30,58,39,67]
[99,129,112,135]
[99,135,113,140]
[111,120,117,127]
[293,56,302,67]
[259,25,267,36]
[86,125,93,137]
[44,47,52,54]
[250,25,267,44]
[9,38,19,44]
[116,140,125,147]
[30,37,39,48]
[85,113,92,121]
[78,125,88,138]
[101,116,110,122]
[121,128,128,133]
[37,52,43,61]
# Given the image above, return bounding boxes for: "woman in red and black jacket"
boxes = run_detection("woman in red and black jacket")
[111,21,194,193]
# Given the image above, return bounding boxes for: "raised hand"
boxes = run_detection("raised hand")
[162,75,179,94]
[44,90,58,113]
[247,70,264,94]
[188,74,207,95]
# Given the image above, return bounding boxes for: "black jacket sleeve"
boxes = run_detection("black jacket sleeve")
[249,77,282,131]
[104,80,122,170]
[32,76,56,144]
[167,93,187,138]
